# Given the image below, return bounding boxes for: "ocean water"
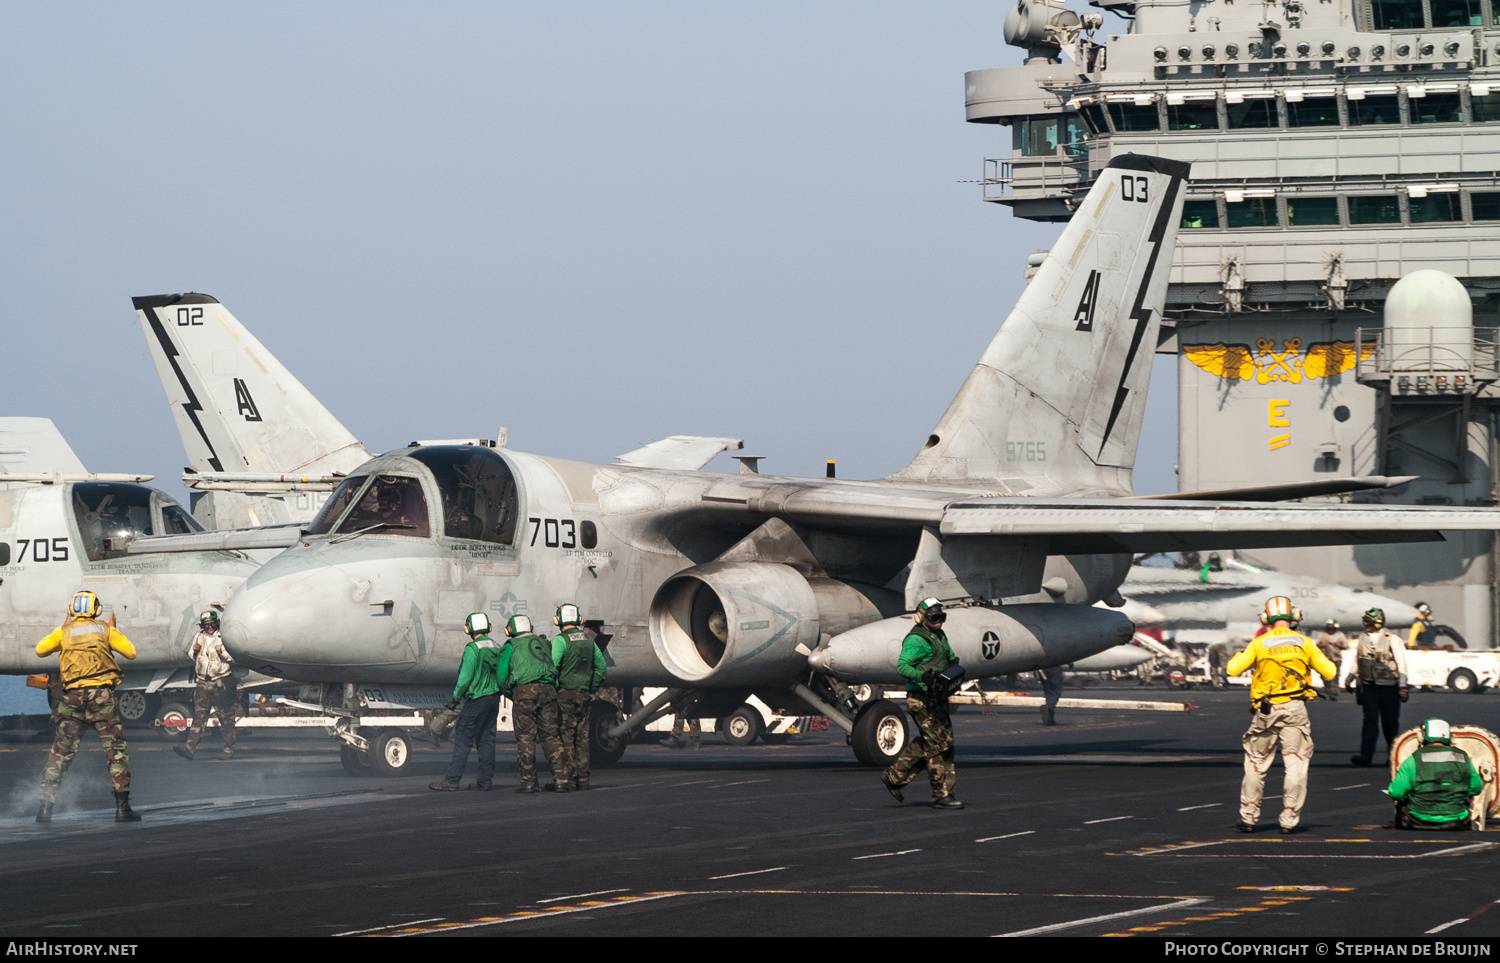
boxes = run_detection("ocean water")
[0,675,49,716]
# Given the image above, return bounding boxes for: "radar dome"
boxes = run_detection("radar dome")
[1384,270,1473,371]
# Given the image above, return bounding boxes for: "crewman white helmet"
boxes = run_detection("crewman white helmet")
[1259,595,1302,626]
[1423,718,1452,745]
[70,591,102,619]
[1416,602,1433,618]
[505,614,533,638]
[465,612,491,637]
[554,603,581,628]
[916,597,947,624]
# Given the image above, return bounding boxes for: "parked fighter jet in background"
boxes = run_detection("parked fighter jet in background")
[127,155,1500,773]
[0,418,262,723]
[1121,552,1418,644]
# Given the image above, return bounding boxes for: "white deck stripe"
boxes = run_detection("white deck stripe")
[993,898,1211,937]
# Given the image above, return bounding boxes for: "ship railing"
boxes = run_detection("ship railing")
[983,144,1091,202]
[1355,327,1500,390]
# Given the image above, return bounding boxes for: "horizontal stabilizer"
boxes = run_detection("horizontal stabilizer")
[0,418,87,474]
[616,435,743,471]
[1139,476,1420,503]
[123,524,304,555]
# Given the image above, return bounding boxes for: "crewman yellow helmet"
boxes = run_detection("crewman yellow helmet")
[1422,718,1452,745]
[1259,595,1301,626]
[554,603,581,628]
[70,591,102,619]
[465,612,491,637]
[505,614,533,638]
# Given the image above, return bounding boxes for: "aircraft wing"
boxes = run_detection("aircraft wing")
[695,475,1498,551]
[1142,475,1419,503]
[616,436,743,470]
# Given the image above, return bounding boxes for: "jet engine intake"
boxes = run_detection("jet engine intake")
[649,562,898,686]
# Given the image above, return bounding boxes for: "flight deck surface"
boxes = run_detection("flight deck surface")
[1,689,1496,938]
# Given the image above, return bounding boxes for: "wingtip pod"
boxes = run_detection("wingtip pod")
[894,153,1190,495]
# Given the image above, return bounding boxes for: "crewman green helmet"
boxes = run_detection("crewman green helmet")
[70,591,101,619]
[1423,718,1452,745]
[505,614,533,638]
[1363,607,1385,626]
[554,603,581,628]
[916,597,947,624]
[199,610,220,629]
[464,612,491,637]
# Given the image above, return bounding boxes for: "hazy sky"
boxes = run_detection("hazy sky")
[0,2,1177,500]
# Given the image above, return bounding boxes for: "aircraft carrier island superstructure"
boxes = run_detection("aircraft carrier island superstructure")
[969,0,1500,647]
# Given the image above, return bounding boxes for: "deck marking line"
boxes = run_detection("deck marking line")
[369,893,686,936]
[333,918,443,936]
[1085,816,1133,825]
[1332,783,1370,791]
[709,867,787,880]
[1425,897,1500,934]
[852,848,921,860]
[536,888,628,904]
[719,779,772,787]
[994,898,1211,937]
[1176,803,1220,811]
[976,831,1035,843]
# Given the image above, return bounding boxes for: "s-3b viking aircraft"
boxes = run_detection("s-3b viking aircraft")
[128,155,1500,773]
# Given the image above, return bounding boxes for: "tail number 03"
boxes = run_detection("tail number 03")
[1120,175,1149,202]
[528,517,576,549]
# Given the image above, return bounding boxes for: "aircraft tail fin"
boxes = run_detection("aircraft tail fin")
[0,418,88,474]
[892,155,1190,496]
[133,294,371,477]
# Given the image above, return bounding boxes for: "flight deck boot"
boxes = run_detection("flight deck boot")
[36,801,52,824]
[113,791,141,823]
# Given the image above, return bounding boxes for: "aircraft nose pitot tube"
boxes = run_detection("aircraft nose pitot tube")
[808,604,1135,683]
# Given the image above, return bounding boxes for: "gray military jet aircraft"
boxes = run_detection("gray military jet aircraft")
[0,418,260,723]
[127,155,1500,771]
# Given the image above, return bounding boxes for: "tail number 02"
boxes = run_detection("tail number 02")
[1120,175,1149,202]
[528,517,576,549]
[176,307,204,326]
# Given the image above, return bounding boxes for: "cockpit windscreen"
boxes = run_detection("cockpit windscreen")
[332,475,431,538]
[407,447,520,545]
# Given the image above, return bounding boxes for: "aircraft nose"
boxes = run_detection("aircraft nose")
[222,565,391,677]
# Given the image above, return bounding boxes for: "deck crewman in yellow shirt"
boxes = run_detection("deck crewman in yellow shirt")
[34,591,141,823]
[1226,596,1339,834]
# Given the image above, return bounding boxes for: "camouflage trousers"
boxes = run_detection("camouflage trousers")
[184,677,238,753]
[512,683,566,787]
[556,688,592,788]
[42,686,131,802]
[884,693,956,802]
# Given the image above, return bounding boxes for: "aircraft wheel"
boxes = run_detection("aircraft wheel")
[851,699,908,767]
[1164,665,1190,690]
[369,730,411,776]
[340,743,372,776]
[154,701,192,742]
[851,684,875,703]
[589,700,628,767]
[117,689,154,724]
[1449,668,1479,694]
[721,706,760,746]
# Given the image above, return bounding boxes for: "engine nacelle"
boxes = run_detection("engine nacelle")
[807,603,1134,683]
[649,562,898,686]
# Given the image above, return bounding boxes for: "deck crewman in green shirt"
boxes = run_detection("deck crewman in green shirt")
[551,603,609,791]
[881,597,964,810]
[430,612,504,792]
[1390,718,1484,829]
[504,614,569,793]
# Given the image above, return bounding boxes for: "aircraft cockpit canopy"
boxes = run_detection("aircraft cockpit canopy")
[302,446,519,544]
[71,482,203,562]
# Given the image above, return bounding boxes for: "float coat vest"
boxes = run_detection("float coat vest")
[507,633,556,688]
[57,620,123,689]
[555,629,606,691]
[898,625,956,694]
[1409,745,1478,820]
[1356,629,1401,687]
